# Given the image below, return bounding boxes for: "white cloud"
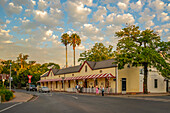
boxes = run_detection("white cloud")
[130,0,143,11]
[149,0,166,12]
[46,30,53,37]
[92,6,107,22]
[6,20,10,24]
[145,20,155,29]
[64,1,91,23]
[117,2,128,11]
[5,2,23,16]
[38,0,48,11]
[105,13,135,25]
[33,10,63,26]
[1,40,13,44]
[77,44,85,51]
[81,24,101,37]
[167,3,170,12]
[91,36,104,42]
[105,24,122,36]
[106,4,117,13]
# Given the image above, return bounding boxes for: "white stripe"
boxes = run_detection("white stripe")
[72,96,78,99]
[0,102,22,113]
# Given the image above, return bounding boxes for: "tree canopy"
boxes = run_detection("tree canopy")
[78,43,114,62]
[115,25,170,93]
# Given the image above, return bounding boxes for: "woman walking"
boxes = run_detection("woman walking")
[96,86,99,95]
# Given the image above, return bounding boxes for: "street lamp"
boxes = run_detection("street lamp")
[2,78,5,86]
[9,63,12,91]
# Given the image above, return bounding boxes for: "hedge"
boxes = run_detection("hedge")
[0,88,13,102]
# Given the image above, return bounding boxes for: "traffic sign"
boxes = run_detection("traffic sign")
[28,75,32,83]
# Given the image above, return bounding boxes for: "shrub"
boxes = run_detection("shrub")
[0,88,13,102]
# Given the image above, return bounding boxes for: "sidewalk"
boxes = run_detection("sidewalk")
[64,92,170,97]
[3,92,33,103]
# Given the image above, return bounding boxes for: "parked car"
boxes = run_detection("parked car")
[39,86,50,93]
[26,84,37,91]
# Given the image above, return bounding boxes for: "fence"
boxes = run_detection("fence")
[67,88,115,94]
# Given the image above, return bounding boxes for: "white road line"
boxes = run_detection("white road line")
[72,96,78,100]
[0,102,22,113]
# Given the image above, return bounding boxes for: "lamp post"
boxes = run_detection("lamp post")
[2,78,5,86]
[9,63,12,91]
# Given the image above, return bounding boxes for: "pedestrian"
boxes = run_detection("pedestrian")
[96,86,99,95]
[102,86,104,96]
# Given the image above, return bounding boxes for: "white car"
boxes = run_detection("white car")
[39,86,50,93]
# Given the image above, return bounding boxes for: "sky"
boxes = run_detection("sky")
[0,0,170,67]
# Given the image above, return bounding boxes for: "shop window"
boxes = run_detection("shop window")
[68,80,71,88]
[56,81,58,88]
[85,65,87,72]
[154,79,158,88]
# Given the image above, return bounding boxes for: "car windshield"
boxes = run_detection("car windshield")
[31,85,35,87]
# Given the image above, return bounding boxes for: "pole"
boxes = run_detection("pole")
[9,65,11,91]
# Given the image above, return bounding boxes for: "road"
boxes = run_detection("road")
[1,90,170,113]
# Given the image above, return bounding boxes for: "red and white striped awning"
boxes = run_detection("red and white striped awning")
[38,73,115,82]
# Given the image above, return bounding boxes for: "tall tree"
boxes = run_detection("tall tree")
[69,33,81,66]
[78,43,114,62]
[16,53,29,69]
[115,25,170,94]
[61,33,70,68]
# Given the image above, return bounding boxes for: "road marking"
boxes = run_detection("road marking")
[72,96,78,100]
[0,102,22,113]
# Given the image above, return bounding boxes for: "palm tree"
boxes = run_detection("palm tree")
[61,33,70,68]
[69,33,81,66]
[17,53,29,69]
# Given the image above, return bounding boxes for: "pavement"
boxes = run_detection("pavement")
[2,92,33,103]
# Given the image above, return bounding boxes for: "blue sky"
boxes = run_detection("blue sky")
[0,0,169,67]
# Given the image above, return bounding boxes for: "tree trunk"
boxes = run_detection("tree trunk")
[143,63,148,94]
[66,45,68,68]
[73,46,75,66]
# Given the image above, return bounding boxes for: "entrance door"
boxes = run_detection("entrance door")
[122,78,126,91]
[85,79,87,88]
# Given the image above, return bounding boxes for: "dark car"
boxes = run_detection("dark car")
[26,84,37,91]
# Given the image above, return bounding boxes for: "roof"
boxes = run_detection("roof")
[93,59,117,70]
[41,71,49,77]
[55,65,81,75]
[41,59,117,77]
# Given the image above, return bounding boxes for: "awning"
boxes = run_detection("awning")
[38,73,115,82]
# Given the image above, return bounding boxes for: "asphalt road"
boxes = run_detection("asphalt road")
[1,90,170,113]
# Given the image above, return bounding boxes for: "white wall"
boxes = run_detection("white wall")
[139,68,166,93]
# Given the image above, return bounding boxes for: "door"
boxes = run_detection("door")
[122,78,126,91]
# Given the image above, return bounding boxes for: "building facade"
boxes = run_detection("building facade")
[38,59,168,94]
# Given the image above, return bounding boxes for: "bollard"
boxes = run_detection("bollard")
[0,95,1,103]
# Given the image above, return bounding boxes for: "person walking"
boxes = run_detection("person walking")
[96,86,99,95]
[102,86,104,96]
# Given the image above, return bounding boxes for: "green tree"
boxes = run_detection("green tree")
[69,33,81,66]
[115,25,170,94]
[61,33,70,68]
[78,43,114,62]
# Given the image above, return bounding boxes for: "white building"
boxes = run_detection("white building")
[139,68,168,93]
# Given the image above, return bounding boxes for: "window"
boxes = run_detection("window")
[68,80,70,88]
[56,81,58,88]
[154,79,158,88]
[62,81,64,89]
[100,70,102,73]
[72,74,74,76]
[85,66,87,72]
